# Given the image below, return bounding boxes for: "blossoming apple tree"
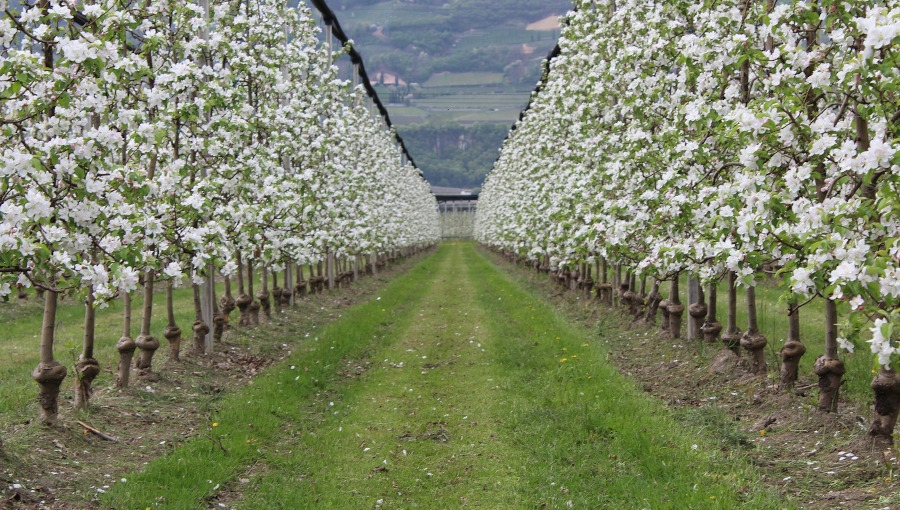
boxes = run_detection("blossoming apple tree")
[0,0,439,425]
[477,0,900,440]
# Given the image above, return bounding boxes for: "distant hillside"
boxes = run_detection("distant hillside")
[333,0,568,86]
[400,122,508,190]
[322,0,572,188]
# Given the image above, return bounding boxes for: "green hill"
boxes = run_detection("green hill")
[327,0,571,189]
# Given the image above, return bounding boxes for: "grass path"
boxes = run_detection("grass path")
[106,243,787,509]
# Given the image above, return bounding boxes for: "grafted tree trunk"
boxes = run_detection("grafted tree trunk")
[625,273,639,316]
[235,251,252,327]
[740,285,768,374]
[869,369,900,443]
[116,292,136,388]
[33,288,67,424]
[667,277,684,339]
[258,264,271,319]
[700,281,722,342]
[688,279,707,340]
[721,271,742,354]
[615,265,625,308]
[658,296,670,333]
[296,263,308,299]
[247,259,260,326]
[644,280,662,324]
[74,287,100,410]
[632,276,647,319]
[272,269,283,313]
[595,258,610,303]
[163,279,182,361]
[779,300,806,389]
[135,270,160,373]
[813,298,844,412]
[217,274,236,340]
[582,262,594,300]
[192,282,210,355]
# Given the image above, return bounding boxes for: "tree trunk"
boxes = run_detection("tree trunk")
[740,285,768,374]
[135,270,160,372]
[247,259,260,326]
[583,262,594,300]
[218,274,236,340]
[645,280,661,324]
[658,297,670,333]
[633,276,646,319]
[296,263,308,298]
[33,289,67,425]
[235,250,252,327]
[272,269,283,313]
[688,279,707,340]
[624,272,639,316]
[779,300,806,389]
[813,298,844,412]
[615,264,624,308]
[868,369,900,442]
[700,281,722,342]
[74,287,100,410]
[258,264,271,319]
[721,271,742,354]
[596,258,612,304]
[192,283,210,354]
[163,279,182,361]
[667,277,684,339]
[116,292,136,388]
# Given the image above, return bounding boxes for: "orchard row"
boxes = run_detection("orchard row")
[0,0,439,424]
[476,0,900,440]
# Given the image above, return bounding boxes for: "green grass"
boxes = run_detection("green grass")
[104,243,788,508]
[424,72,505,87]
[0,268,321,426]
[0,282,212,421]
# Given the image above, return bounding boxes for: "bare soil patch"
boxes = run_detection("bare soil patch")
[526,15,561,31]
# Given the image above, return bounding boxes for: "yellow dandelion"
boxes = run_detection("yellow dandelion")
[560,358,568,363]
[212,422,219,428]
[759,430,766,436]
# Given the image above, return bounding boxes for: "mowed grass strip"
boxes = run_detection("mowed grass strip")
[105,243,789,508]
[238,241,531,508]
[101,250,444,509]
[458,244,787,509]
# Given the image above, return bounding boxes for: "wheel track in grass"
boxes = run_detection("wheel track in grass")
[106,242,787,509]
[237,241,531,508]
